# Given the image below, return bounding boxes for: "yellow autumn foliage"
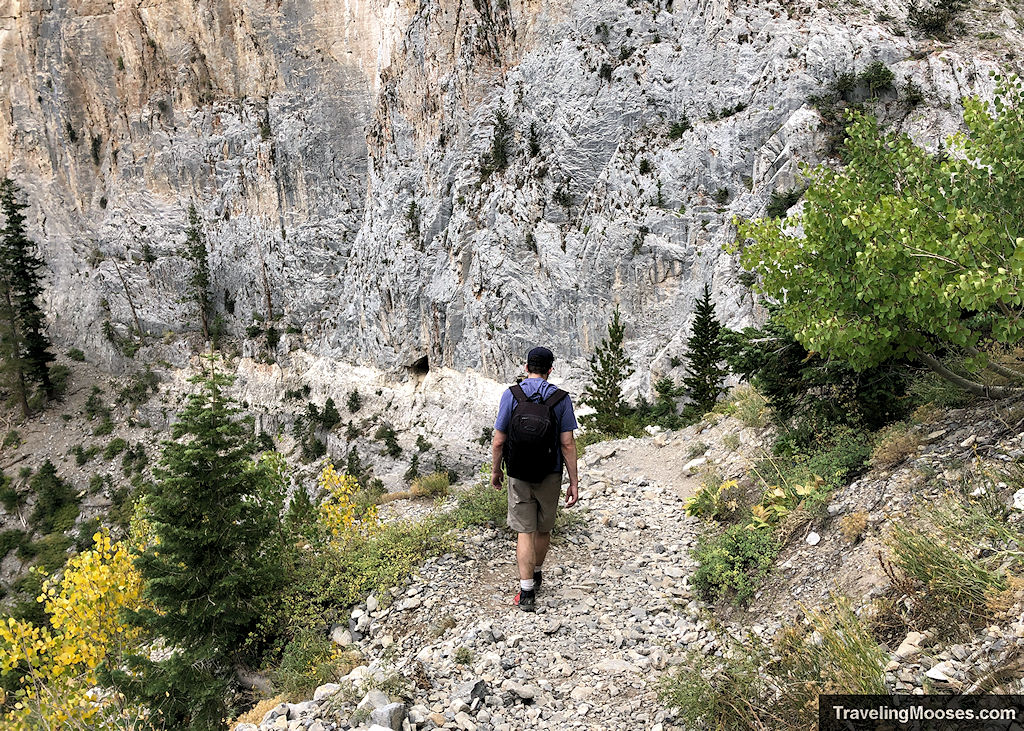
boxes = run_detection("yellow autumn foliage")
[0,531,149,730]
[317,463,379,540]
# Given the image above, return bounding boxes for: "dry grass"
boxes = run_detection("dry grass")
[732,385,769,428]
[378,490,412,503]
[870,423,921,469]
[910,403,943,425]
[986,574,1024,619]
[887,522,1006,629]
[839,511,869,543]
[232,694,290,726]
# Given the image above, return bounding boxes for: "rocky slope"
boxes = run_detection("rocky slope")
[1,0,1021,389]
[227,399,1024,731]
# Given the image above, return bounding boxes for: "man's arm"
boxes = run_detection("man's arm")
[491,430,507,489]
[560,431,579,507]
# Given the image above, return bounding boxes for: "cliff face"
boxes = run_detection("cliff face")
[0,0,1019,384]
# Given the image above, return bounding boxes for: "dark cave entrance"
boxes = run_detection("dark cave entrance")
[410,355,429,376]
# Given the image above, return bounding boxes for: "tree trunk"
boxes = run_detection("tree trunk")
[1,284,29,417]
[914,349,1024,399]
[110,256,144,340]
[254,234,273,323]
[965,345,1024,382]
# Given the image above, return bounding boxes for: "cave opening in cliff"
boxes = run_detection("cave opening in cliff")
[410,355,429,375]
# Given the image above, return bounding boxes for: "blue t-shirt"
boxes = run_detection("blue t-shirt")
[494,378,579,472]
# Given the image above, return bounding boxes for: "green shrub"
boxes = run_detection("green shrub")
[67,348,86,362]
[346,390,363,413]
[764,188,803,219]
[858,61,895,96]
[28,460,79,533]
[685,478,743,521]
[75,517,103,551]
[300,434,326,462]
[691,524,778,603]
[273,627,353,697]
[758,425,871,493]
[0,474,23,511]
[908,0,964,38]
[117,366,159,406]
[576,429,616,453]
[15,539,38,561]
[374,424,401,458]
[668,116,691,139]
[907,369,975,408]
[0,529,30,558]
[122,443,148,476]
[32,532,74,572]
[89,473,108,493]
[93,416,114,436]
[254,431,275,453]
[49,364,71,400]
[454,647,474,665]
[9,571,47,625]
[84,386,109,420]
[415,435,432,452]
[71,444,100,466]
[283,517,455,635]
[801,426,872,487]
[352,480,386,520]
[104,437,129,460]
[412,472,450,498]
[2,430,20,449]
[432,454,457,485]
[659,644,767,731]
[452,477,507,528]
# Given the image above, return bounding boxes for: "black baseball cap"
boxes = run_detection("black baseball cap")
[527,346,555,372]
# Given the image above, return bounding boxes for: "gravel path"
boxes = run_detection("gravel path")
[240,435,717,731]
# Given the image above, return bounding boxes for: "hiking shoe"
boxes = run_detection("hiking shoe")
[533,569,542,592]
[514,588,536,612]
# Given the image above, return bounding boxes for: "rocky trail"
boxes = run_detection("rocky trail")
[237,434,716,731]
[235,397,1024,731]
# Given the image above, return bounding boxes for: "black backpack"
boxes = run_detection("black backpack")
[502,384,568,482]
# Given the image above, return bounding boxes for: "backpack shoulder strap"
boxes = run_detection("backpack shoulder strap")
[543,389,568,408]
[509,384,529,404]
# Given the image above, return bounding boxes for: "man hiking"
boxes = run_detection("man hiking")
[491,346,579,612]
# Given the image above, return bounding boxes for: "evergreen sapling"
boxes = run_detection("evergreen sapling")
[682,284,728,415]
[108,360,286,729]
[581,307,635,434]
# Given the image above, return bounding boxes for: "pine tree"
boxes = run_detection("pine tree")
[0,178,55,414]
[109,358,286,728]
[182,204,212,342]
[682,284,728,414]
[581,307,635,434]
[320,397,341,431]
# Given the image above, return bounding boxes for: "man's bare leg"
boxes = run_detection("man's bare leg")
[534,531,551,570]
[517,532,536,580]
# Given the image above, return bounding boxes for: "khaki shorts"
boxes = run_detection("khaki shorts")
[507,473,562,533]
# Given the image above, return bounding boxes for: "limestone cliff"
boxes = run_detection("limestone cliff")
[0,0,1020,388]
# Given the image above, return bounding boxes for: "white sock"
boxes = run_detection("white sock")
[520,579,535,591]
